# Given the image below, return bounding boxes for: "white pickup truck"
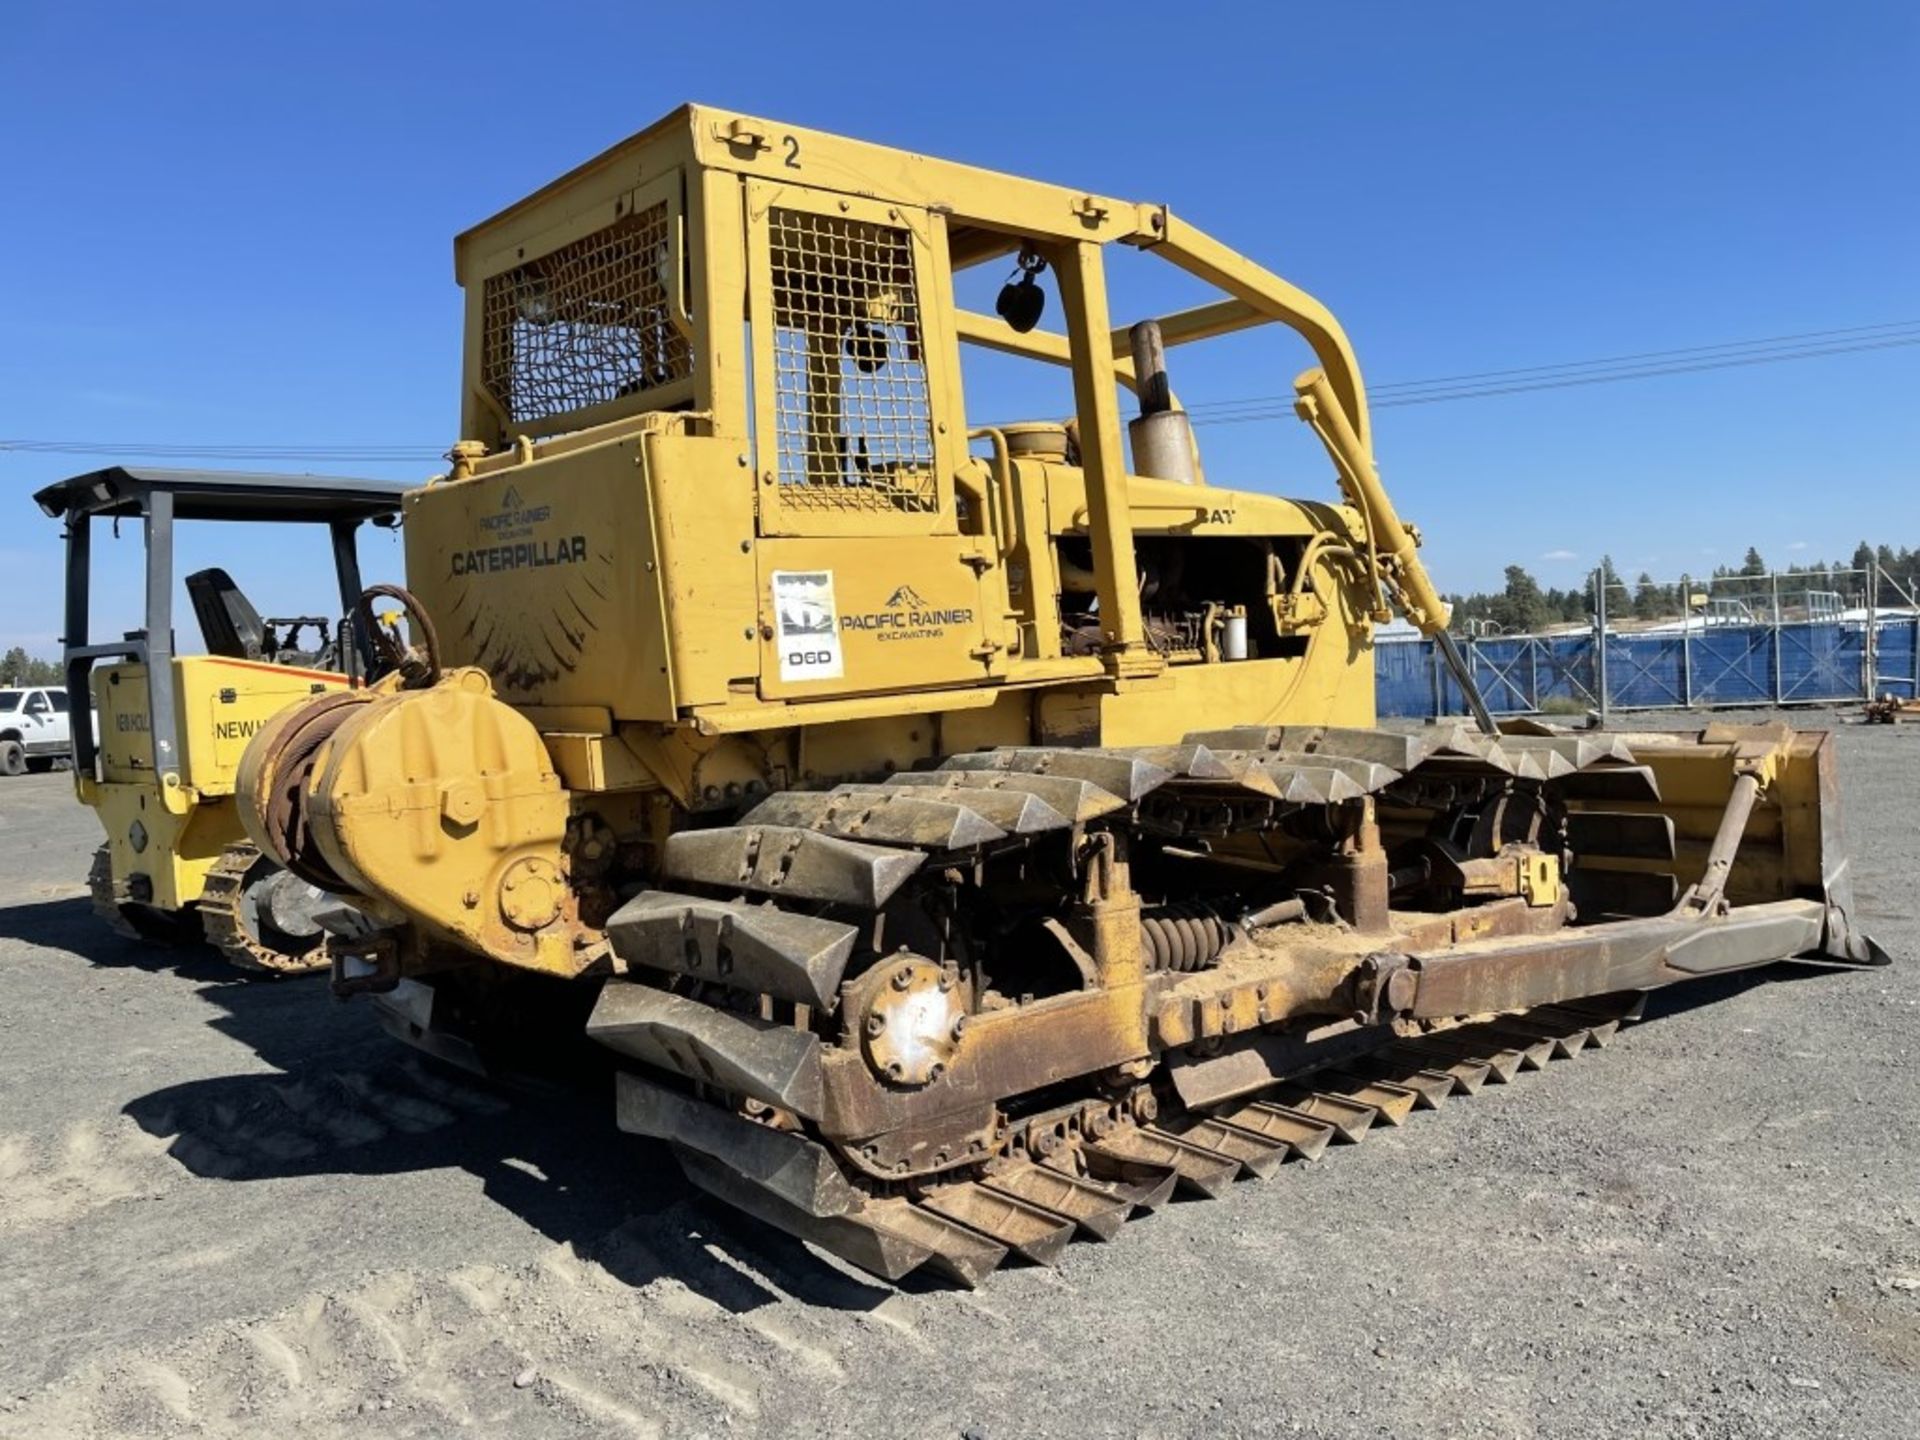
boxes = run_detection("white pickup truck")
[0,685,77,776]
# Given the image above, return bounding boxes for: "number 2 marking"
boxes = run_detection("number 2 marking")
[782,135,801,169]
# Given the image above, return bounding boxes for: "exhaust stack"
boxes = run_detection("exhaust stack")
[1127,320,1202,484]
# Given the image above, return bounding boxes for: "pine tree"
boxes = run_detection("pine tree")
[1633,572,1662,620]
[1490,565,1551,633]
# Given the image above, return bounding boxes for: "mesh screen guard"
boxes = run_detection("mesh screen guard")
[769,207,938,514]
[481,201,691,426]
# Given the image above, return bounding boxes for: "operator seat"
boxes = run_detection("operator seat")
[185,568,267,660]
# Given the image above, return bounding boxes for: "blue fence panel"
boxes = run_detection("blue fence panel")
[1689,626,1773,706]
[1877,619,1919,698]
[1372,620,1884,718]
[1541,634,1599,707]
[1466,637,1536,712]
[1374,640,1436,718]
[1605,632,1687,708]
[1778,622,1862,702]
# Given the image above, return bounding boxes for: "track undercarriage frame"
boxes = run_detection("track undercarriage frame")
[350,718,1883,1285]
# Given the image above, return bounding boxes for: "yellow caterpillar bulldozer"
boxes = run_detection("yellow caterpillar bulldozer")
[235,106,1885,1282]
[35,468,407,972]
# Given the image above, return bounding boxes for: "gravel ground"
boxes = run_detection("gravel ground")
[0,713,1914,1440]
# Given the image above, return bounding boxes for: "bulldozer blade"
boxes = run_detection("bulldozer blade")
[1211,1101,1336,1161]
[605,890,860,1011]
[982,1163,1135,1241]
[742,789,1007,852]
[883,769,1129,824]
[833,783,1070,836]
[1567,810,1677,860]
[1087,1128,1239,1197]
[1622,726,1887,966]
[616,1072,857,1217]
[919,1182,1075,1265]
[596,987,826,1119]
[663,824,923,908]
[939,747,1171,802]
[1567,867,1679,919]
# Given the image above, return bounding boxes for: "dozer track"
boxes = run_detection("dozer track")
[587,724,1883,1286]
[618,991,1644,1286]
[87,842,325,974]
[197,842,328,976]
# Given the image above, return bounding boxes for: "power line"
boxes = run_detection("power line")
[0,440,442,462]
[1185,318,1920,410]
[1188,329,1920,425]
[6,319,1918,460]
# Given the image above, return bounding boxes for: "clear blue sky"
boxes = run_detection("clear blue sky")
[2,1,1915,654]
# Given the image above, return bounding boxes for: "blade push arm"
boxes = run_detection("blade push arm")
[1292,367,1448,634]
[1294,367,1497,734]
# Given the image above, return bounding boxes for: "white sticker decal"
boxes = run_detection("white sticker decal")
[771,569,844,682]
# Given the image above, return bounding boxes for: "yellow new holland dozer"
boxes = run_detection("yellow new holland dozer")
[35,468,407,972]
[233,106,1884,1282]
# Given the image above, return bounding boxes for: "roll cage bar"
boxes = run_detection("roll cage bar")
[33,466,409,787]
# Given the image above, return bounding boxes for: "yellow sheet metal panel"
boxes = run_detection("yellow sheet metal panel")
[456,110,697,283]
[406,430,680,723]
[91,658,344,795]
[91,782,246,911]
[1038,466,1350,540]
[644,430,758,708]
[543,730,659,794]
[1039,649,1376,749]
[754,535,1007,701]
[93,663,154,783]
[176,657,341,793]
[690,105,1150,248]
